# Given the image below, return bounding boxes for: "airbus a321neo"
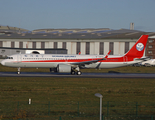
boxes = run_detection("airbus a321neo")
[1,35,149,75]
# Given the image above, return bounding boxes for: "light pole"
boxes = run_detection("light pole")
[95,93,103,120]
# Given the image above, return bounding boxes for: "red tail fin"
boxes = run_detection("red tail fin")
[125,35,148,58]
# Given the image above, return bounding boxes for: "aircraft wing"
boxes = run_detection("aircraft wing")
[70,58,106,66]
[70,50,110,66]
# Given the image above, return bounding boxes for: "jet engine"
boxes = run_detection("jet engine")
[57,64,71,73]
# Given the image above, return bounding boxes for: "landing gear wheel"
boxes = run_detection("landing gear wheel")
[77,71,82,75]
[71,71,75,75]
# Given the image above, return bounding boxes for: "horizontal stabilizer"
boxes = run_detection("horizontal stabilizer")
[134,57,151,61]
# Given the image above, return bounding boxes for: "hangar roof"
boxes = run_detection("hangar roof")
[0,26,155,39]
[0,25,28,33]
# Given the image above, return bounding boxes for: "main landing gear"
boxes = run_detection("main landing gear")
[71,67,82,75]
[71,70,82,75]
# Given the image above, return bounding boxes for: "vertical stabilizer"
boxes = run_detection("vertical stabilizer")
[125,35,148,58]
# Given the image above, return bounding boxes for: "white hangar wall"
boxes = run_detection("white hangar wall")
[0,38,138,55]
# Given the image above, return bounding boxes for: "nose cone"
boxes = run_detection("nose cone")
[1,60,5,66]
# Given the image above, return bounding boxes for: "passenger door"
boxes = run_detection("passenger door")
[123,56,128,64]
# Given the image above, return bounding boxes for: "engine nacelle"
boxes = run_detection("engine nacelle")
[57,64,71,73]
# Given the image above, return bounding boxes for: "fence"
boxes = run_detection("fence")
[0,101,155,120]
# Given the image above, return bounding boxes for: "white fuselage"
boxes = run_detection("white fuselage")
[1,54,140,69]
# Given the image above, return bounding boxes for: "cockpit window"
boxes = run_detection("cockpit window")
[7,57,13,59]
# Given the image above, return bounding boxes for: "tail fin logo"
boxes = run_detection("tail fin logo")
[136,43,144,51]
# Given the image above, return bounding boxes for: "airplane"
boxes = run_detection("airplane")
[1,35,149,75]
[141,59,155,66]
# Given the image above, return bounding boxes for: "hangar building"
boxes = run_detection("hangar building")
[0,26,155,58]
